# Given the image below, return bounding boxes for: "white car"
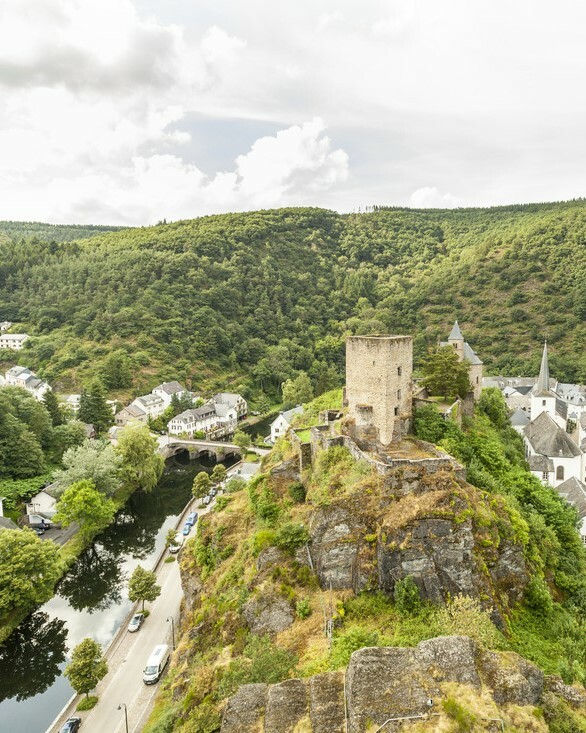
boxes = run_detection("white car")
[168,534,184,554]
[128,612,145,632]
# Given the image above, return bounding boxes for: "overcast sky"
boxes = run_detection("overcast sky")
[1,0,585,225]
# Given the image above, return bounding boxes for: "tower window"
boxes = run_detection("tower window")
[542,400,546,406]
[397,389,401,400]
[394,407,399,416]
[556,466,564,481]
[397,366,402,376]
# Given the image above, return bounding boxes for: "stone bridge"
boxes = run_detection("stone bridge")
[157,435,244,463]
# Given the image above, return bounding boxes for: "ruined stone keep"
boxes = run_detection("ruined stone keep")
[345,335,413,445]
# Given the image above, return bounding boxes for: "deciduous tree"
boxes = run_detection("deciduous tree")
[54,440,121,496]
[192,471,212,499]
[421,346,471,401]
[64,638,108,698]
[115,425,164,493]
[128,565,161,612]
[54,479,116,543]
[211,463,227,485]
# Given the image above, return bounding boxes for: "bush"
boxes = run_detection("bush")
[288,481,306,503]
[226,476,246,493]
[413,404,447,443]
[330,626,379,668]
[274,522,310,554]
[252,529,276,556]
[76,695,98,711]
[296,599,311,619]
[442,698,476,732]
[394,576,422,615]
[181,703,221,733]
[524,576,554,615]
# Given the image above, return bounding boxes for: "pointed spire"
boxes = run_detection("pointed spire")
[448,320,464,341]
[535,341,552,394]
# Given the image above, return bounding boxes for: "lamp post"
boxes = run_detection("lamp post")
[118,703,128,733]
[167,615,175,649]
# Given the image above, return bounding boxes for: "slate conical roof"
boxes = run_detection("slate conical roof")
[448,320,464,341]
[533,341,555,397]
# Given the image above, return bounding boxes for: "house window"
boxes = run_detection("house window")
[397,366,402,376]
[542,472,548,481]
[556,466,564,481]
[542,400,546,406]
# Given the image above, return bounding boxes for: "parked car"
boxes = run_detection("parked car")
[209,488,217,498]
[168,534,184,554]
[143,644,170,684]
[182,523,191,536]
[59,718,81,733]
[201,495,211,506]
[33,527,46,536]
[186,511,199,527]
[128,612,145,633]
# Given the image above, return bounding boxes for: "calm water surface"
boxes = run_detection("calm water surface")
[0,454,225,733]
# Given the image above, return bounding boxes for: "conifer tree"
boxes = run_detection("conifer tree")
[42,389,63,427]
[78,379,113,435]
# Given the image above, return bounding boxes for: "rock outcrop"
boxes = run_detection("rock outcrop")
[243,592,295,635]
[220,636,581,733]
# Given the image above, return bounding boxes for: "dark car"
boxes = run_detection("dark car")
[59,718,81,733]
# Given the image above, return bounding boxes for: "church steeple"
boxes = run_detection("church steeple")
[448,320,464,342]
[534,341,553,396]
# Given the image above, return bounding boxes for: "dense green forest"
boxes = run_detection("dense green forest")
[0,202,584,402]
[0,221,124,245]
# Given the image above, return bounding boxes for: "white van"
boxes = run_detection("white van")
[143,644,170,684]
[169,534,184,554]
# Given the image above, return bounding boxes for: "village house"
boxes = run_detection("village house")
[25,486,58,526]
[209,392,248,420]
[270,406,304,444]
[115,403,148,427]
[0,497,18,530]
[168,402,237,439]
[0,321,12,331]
[4,365,51,401]
[131,392,166,419]
[152,381,189,409]
[0,333,29,350]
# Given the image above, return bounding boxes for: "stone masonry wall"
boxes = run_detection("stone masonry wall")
[346,335,413,445]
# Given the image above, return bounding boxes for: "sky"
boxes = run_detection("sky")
[0,0,585,225]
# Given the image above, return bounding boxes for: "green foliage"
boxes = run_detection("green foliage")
[524,576,554,615]
[477,387,510,430]
[76,695,98,711]
[192,471,212,499]
[42,390,63,427]
[295,599,311,619]
[233,430,251,450]
[115,425,164,492]
[282,371,314,407]
[437,595,503,648]
[274,522,310,554]
[541,694,586,733]
[54,479,116,543]
[441,698,477,732]
[0,528,61,617]
[413,404,447,443]
[165,528,179,548]
[218,634,297,698]
[394,576,422,616]
[211,463,227,485]
[330,626,380,668]
[288,481,306,503]
[77,379,113,435]
[99,350,133,389]
[251,529,277,556]
[48,420,86,463]
[54,440,121,496]
[225,476,246,494]
[128,565,161,612]
[64,638,108,698]
[247,475,281,525]
[421,345,472,400]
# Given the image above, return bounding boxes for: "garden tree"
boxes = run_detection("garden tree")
[99,350,133,389]
[0,387,53,448]
[165,528,178,549]
[170,392,194,416]
[233,430,251,451]
[128,565,161,611]
[281,371,314,407]
[413,404,448,444]
[421,346,472,400]
[48,420,87,463]
[53,479,116,543]
[478,387,510,430]
[53,440,122,496]
[115,425,164,493]
[77,379,113,435]
[64,638,108,699]
[211,463,227,485]
[0,412,45,478]
[0,528,62,617]
[41,389,63,426]
[192,471,212,499]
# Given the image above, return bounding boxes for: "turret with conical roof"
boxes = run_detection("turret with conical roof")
[448,320,464,342]
[442,320,483,400]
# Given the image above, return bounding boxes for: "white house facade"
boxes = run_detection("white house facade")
[4,365,51,400]
[270,406,304,444]
[132,393,166,419]
[168,403,237,439]
[210,392,248,420]
[153,381,189,409]
[0,333,28,350]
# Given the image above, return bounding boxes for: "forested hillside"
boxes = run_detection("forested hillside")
[0,221,124,244]
[0,202,584,401]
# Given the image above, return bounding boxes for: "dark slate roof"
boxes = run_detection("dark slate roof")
[448,321,464,340]
[510,408,530,427]
[556,477,586,519]
[532,342,556,398]
[555,399,568,420]
[155,381,185,395]
[0,516,18,530]
[122,404,147,418]
[282,406,304,423]
[524,411,581,458]
[515,385,533,396]
[463,342,483,366]
[528,454,554,472]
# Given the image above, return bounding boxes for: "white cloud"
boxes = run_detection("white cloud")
[409,187,462,209]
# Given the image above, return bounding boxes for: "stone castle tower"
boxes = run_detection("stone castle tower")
[444,321,483,400]
[345,335,413,446]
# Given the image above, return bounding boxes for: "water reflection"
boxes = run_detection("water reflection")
[0,611,67,703]
[57,543,126,612]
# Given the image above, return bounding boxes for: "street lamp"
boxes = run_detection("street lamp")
[118,703,128,733]
[167,615,175,649]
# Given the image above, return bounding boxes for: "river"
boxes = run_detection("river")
[0,453,229,733]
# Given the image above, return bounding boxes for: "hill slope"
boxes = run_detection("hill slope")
[0,202,584,397]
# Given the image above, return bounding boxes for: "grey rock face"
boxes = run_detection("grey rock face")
[221,683,267,733]
[346,636,480,732]
[264,679,309,733]
[309,671,346,733]
[477,649,544,706]
[309,504,365,591]
[544,676,586,708]
[242,592,294,635]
